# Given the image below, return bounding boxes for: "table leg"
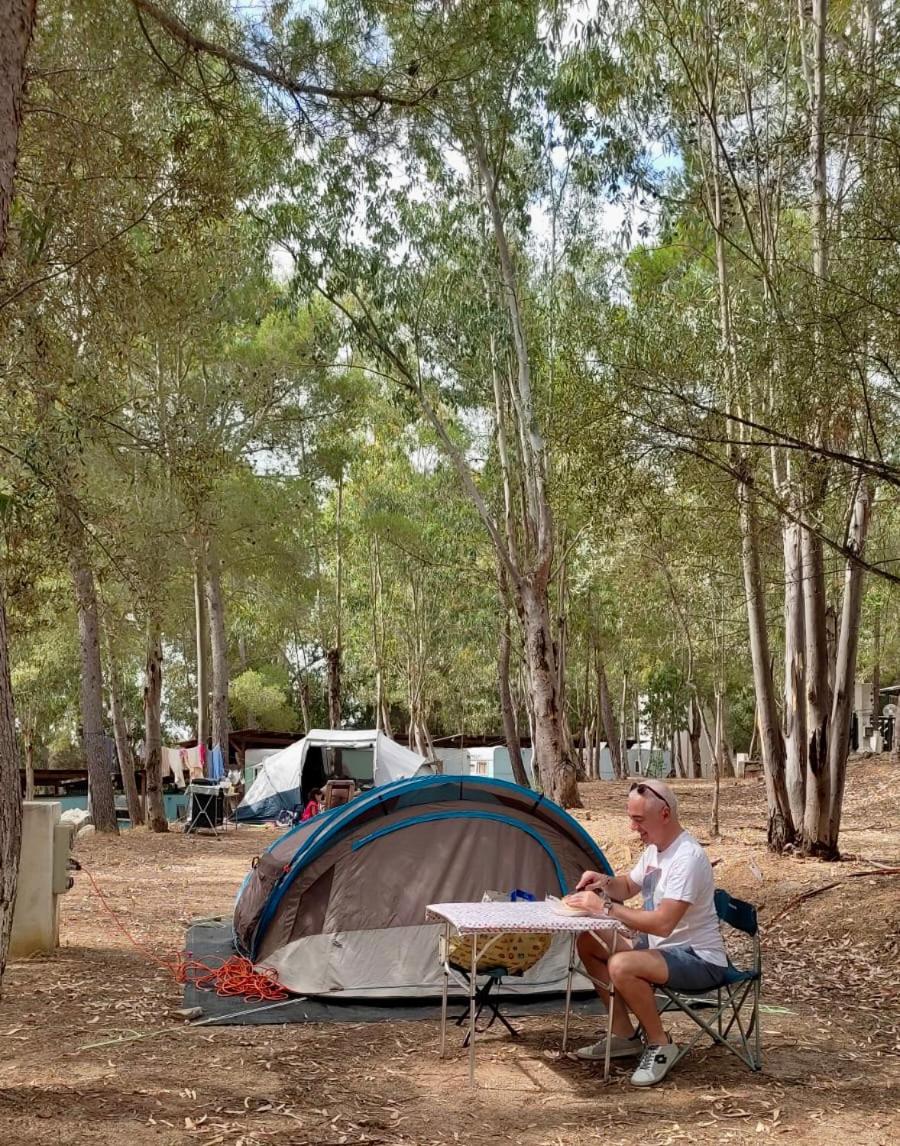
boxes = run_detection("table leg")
[468,935,478,1088]
[604,929,618,1083]
[440,923,449,1060]
[562,932,575,1053]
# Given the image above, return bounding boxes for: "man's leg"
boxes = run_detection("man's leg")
[608,949,670,1045]
[576,931,636,1038]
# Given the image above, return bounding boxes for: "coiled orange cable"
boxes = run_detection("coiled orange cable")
[79,864,288,1002]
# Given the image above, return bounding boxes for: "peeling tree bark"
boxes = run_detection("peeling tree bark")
[108,644,143,827]
[66,523,118,835]
[801,526,832,851]
[193,541,209,746]
[739,479,795,849]
[0,0,37,995]
[826,482,873,851]
[205,537,229,768]
[519,580,579,805]
[143,622,167,833]
[0,598,22,996]
[782,516,808,826]
[688,698,702,779]
[597,653,623,780]
[498,604,529,787]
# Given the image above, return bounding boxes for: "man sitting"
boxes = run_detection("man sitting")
[565,778,728,1087]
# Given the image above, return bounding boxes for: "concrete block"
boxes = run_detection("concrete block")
[10,802,68,957]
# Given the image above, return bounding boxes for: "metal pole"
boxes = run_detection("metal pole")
[440,923,449,1059]
[562,931,576,1052]
[468,934,478,1087]
[604,928,617,1082]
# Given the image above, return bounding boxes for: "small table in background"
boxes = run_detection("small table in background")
[425,900,627,1086]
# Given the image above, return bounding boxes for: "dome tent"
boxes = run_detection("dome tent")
[233,775,613,998]
[234,729,431,823]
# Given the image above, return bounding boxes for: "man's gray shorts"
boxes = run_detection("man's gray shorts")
[659,945,731,992]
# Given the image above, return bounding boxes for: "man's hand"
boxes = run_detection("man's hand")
[564,890,610,918]
[575,870,611,893]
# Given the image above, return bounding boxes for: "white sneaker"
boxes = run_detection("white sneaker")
[630,1040,680,1086]
[574,1033,643,1061]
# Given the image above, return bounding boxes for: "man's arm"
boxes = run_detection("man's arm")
[573,870,640,902]
[564,890,690,937]
[606,897,689,937]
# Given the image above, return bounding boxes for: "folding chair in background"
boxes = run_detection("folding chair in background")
[652,888,762,1072]
[323,779,355,810]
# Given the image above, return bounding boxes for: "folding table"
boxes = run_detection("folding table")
[425,901,626,1086]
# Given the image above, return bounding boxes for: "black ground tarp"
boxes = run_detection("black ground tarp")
[182,922,603,1026]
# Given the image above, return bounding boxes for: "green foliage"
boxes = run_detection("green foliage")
[229,668,299,733]
[1,0,897,775]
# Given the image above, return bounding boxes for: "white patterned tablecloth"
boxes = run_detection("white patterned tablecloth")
[425,900,627,935]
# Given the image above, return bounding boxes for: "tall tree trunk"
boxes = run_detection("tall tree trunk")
[143,622,167,833]
[801,528,832,852]
[520,581,579,807]
[66,529,117,835]
[328,471,344,731]
[0,597,23,995]
[498,605,529,787]
[0,0,37,993]
[710,691,722,837]
[475,136,575,806]
[108,646,143,827]
[295,669,311,733]
[0,0,35,263]
[619,673,629,778]
[372,535,387,734]
[673,728,686,780]
[782,518,808,825]
[689,697,703,779]
[826,482,873,852]
[194,544,209,745]
[205,537,229,767]
[717,690,736,778]
[326,648,342,730]
[597,654,622,779]
[871,606,880,749]
[23,725,34,800]
[738,480,795,849]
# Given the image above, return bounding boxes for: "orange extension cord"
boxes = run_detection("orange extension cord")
[80,864,289,1003]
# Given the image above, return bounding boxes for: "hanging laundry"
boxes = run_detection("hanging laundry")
[162,747,186,788]
[185,745,204,779]
[208,745,225,781]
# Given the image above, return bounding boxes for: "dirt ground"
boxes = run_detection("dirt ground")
[1,757,898,1146]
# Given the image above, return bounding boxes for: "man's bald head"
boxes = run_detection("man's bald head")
[626,778,681,847]
[631,779,677,816]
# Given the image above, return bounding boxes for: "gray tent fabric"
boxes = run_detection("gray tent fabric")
[233,775,613,999]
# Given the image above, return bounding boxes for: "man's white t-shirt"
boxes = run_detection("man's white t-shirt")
[629,830,727,966]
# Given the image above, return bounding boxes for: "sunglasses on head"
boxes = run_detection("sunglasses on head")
[629,781,671,811]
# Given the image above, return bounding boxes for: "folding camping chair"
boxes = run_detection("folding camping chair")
[322,779,355,810]
[649,888,762,1072]
[442,930,551,1047]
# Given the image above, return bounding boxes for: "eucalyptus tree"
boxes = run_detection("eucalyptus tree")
[265,1,593,803]
[0,0,38,988]
[562,0,899,853]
